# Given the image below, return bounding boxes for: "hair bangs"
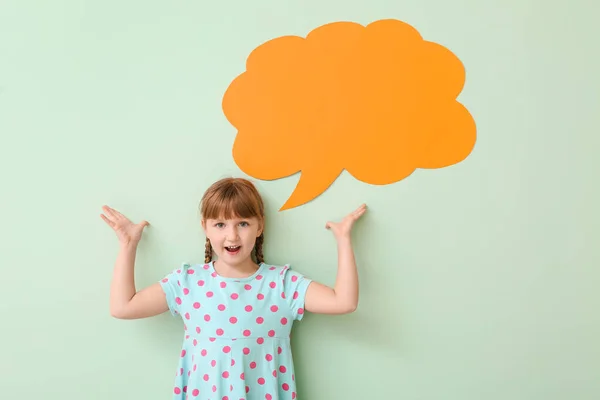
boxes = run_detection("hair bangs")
[201,179,263,222]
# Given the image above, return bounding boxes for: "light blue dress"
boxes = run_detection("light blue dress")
[159,261,312,400]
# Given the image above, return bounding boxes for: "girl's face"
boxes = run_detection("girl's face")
[202,216,263,266]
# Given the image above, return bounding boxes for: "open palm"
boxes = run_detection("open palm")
[100,205,149,246]
[325,203,367,240]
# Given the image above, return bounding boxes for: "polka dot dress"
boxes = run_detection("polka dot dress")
[159,261,312,400]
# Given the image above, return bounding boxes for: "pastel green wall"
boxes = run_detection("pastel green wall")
[1,1,598,399]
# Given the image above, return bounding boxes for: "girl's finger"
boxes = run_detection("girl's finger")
[102,206,118,219]
[100,214,115,227]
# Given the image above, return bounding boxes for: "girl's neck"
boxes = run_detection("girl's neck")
[212,259,261,279]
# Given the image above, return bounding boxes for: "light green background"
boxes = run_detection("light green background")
[1,1,598,399]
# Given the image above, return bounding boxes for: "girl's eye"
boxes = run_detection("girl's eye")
[239,221,249,227]
[215,223,225,228]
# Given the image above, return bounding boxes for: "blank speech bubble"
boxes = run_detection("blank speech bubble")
[222,19,477,211]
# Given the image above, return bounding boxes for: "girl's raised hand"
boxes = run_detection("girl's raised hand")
[100,205,149,247]
[325,203,367,240]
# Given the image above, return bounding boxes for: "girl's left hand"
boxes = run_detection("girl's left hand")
[325,203,367,240]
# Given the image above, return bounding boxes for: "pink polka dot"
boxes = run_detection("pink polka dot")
[256,317,264,324]
[216,328,224,336]
[245,305,253,312]
[272,369,277,377]
[203,264,210,269]
[269,266,276,270]
[196,326,201,334]
[278,346,282,354]
[244,284,252,290]
[268,330,275,337]
[265,354,273,361]
[181,350,186,357]
[209,337,216,342]
[243,329,251,337]
[257,293,265,300]
[192,388,200,396]
[243,347,250,355]
[282,383,290,391]
[269,282,276,289]
[281,292,286,299]
[258,377,265,385]
[297,308,304,315]
[185,312,191,320]
[193,339,198,346]
[250,361,257,369]
[201,349,207,356]
[183,288,190,295]
[218,304,226,311]
[207,291,214,297]
[231,358,236,366]
[193,302,201,309]
[291,275,298,282]
[223,346,231,353]
[222,371,230,378]
[246,386,250,393]
[204,314,211,321]
[257,337,264,344]
[266,395,272,400]
[193,364,197,371]
[211,272,217,278]
[211,359,217,367]
[270,305,278,312]
[203,374,209,381]
[175,297,182,305]
[292,392,297,399]
[231,293,239,300]
[223,397,229,400]
[188,269,195,274]
[212,385,217,392]
[161,278,168,283]
[174,387,181,394]
[279,365,287,373]
[229,317,238,324]
[281,317,288,325]
[240,372,245,379]
[220,282,227,288]
[256,274,263,280]
[198,280,205,286]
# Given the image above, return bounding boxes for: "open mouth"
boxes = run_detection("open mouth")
[224,245,241,255]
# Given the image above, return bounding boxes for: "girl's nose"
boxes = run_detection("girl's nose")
[226,227,240,240]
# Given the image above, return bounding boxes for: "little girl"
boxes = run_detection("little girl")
[101,177,367,400]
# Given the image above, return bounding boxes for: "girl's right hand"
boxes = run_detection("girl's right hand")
[100,205,149,247]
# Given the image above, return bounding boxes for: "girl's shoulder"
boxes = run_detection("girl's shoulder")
[161,261,213,283]
[259,262,310,282]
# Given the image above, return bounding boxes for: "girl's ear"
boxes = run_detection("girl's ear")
[201,219,207,234]
[257,220,264,237]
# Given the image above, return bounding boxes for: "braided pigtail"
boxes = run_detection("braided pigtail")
[204,238,212,263]
[254,233,264,264]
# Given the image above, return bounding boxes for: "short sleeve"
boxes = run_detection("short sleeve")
[281,265,313,321]
[158,263,191,317]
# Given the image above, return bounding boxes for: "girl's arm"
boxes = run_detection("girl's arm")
[102,206,168,319]
[304,204,366,315]
[109,242,168,319]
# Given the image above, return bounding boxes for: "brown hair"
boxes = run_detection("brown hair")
[200,177,265,264]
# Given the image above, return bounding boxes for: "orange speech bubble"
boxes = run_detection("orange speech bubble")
[222,19,476,211]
